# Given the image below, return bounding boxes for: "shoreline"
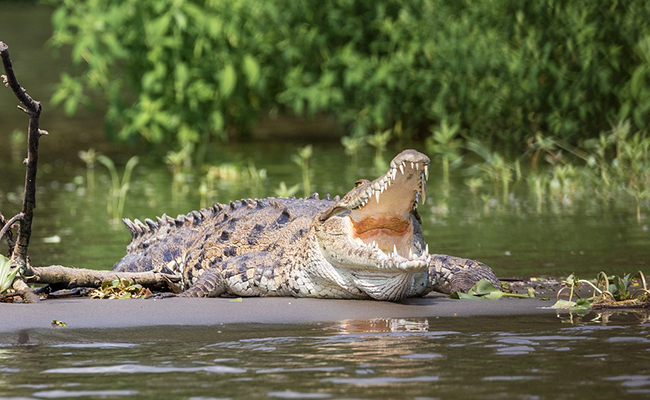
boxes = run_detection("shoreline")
[0,295,558,333]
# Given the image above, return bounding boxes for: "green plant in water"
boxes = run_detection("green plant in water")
[464,177,484,199]
[553,271,650,310]
[165,144,194,201]
[274,181,300,198]
[341,134,366,167]
[426,120,462,188]
[291,145,313,197]
[0,255,19,294]
[78,148,98,191]
[98,155,139,222]
[466,139,513,204]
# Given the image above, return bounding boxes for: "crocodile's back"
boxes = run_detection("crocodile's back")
[113,195,334,288]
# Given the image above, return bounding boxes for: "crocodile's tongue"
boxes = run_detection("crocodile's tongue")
[349,172,419,257]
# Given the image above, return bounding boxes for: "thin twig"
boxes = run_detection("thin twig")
[0,212,23,245]
[0,211,18,254]
[0,41,44,269]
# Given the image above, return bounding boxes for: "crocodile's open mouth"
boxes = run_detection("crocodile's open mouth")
[347,154,429,259]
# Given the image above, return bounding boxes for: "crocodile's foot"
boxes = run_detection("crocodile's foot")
[145,292,178,300]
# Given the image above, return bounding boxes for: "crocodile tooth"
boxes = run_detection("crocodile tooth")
[393,244,398,256]
[425,244,429,256]
[375,190,380,203]
[399,163,405,174]
[415,162,419,170]
[156,216,165,226]
[421,183,427,204]
[411,162,414,169]
[424,164,429,180]
[409,248,413,260]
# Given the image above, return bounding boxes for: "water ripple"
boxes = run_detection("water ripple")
[49,343,138,349]
[42,364,246,374]
[267,391,331,399]
[322,376,439,386]
[32,390,138,398]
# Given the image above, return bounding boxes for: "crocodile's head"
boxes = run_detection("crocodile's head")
[314,150,431,299]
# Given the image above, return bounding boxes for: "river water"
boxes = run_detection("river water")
[1,3,650,399]
[1,313,649,399]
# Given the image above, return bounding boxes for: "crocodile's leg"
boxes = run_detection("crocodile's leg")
[180,252,280,298]
[180,268,227,297]
[427,254,500,295]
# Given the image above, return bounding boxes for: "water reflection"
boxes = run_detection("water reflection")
[2,313,648,398]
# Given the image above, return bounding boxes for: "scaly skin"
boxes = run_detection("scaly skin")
[113,150,499,301]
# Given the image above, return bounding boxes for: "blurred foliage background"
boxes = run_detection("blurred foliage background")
[45,0,650,156]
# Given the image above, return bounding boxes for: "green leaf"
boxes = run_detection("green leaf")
[551,299,576,309]
[230,297,243,302]
[571,298,592,310]
[0,255,20,293]
[243,54,260,87]
[220,64,237,98]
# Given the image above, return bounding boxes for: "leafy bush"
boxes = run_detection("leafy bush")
[47,0,650,152]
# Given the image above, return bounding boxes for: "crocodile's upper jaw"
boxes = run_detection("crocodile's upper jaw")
[315,150,430,272]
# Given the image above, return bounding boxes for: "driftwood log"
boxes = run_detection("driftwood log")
[0,42,176,302]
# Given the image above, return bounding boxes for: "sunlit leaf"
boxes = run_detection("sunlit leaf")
[551,300,576,309]
[220,64,237,98]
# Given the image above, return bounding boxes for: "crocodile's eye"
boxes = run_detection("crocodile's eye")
[354,179,369,188]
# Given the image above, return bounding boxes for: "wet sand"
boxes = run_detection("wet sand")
[0,295,557,332]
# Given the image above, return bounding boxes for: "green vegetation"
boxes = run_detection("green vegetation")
[0,255,19,294]
[291,145,313,197]
[78,148,98,191]
[553,271,650,310]
[97,154,139,221]
[89,278,151,299]
[47,0,650,156]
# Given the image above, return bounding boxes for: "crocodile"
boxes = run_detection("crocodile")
[113,149,499,301]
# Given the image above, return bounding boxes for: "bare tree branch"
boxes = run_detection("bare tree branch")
[11,279,39,303]
[0,41,44,271]
[25,265,182,292]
